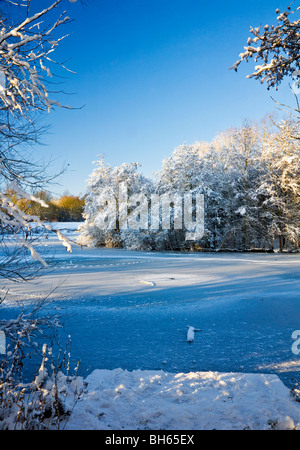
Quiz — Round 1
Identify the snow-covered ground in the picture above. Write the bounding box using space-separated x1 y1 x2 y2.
63 369 300 430
1 223 300 429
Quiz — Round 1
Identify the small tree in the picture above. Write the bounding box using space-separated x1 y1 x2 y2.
79 157 153 248
54 195 84 221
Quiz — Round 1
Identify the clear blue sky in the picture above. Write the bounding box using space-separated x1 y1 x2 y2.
37 0 295 196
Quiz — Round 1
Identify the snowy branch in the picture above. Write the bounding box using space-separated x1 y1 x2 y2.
231 5 300 89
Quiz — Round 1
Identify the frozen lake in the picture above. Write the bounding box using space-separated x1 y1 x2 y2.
1 227 300 389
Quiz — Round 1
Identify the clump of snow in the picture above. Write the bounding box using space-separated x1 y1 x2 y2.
34 344 48 388
186 326 201 343
139 280 155 286
64 369 300 430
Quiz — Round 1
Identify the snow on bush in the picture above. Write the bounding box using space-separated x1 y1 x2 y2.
0 323 83 430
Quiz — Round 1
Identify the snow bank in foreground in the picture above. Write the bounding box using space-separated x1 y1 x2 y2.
65 369 300 430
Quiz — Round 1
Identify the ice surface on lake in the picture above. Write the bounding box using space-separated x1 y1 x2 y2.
1 226 300 389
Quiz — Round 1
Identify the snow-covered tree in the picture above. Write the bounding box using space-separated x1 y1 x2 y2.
0 0 78 279
230 2 300 250
212 123 266 250
157 142 216 250
80 120 300 253
157 142 210 193
231 4 300 89
259 118 300 250
0 1 85 431
78 157 154 249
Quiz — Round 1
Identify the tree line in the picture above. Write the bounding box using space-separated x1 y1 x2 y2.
6 189 84 223
78 116 300 252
